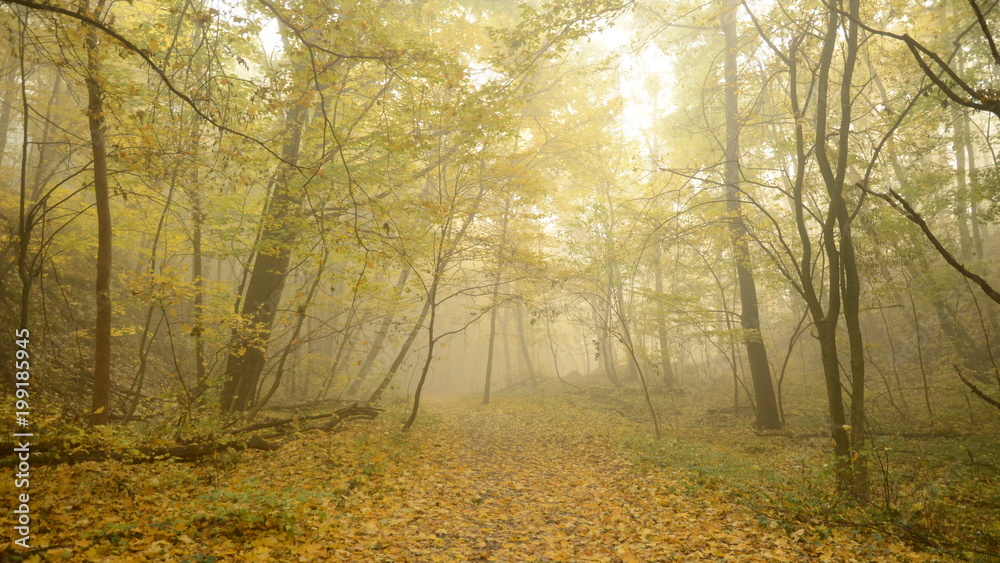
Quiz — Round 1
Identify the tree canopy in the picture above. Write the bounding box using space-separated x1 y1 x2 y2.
1 0 999 558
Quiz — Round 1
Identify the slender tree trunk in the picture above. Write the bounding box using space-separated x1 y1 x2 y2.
346 268 409 397
545 318 564 383
653 244 675 386
595 303 621 387
16 9 31 338
402 273 440 431
85 0 113 425
840 218 869 498
515 303 538 387
722 0 780 429
483 203 509 403
502 305 514 386
30 71 62 201
785 29 852 490
836 0 867 498
191 195 207 392
123 173 177 421
954 108 973 260
613 284 661 437
483 282 500 405
908 292 934 417
966 131 984 259
818 319 851 460
367 294 430 405
0 69 18 166
814 0 865 495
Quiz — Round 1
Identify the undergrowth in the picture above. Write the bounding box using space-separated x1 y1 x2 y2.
563 380 1000 561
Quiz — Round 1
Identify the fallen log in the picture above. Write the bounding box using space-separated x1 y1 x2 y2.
0 435 279 468
234 404 383 434
1 405 383 467
235 412 334 434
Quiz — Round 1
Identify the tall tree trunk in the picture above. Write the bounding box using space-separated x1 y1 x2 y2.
839 217 869 498
965 122 984 260
191 195 207 392
483 204 508 403
908 292 934 417
836 0 868 499
221 103 307 413
784 28 852 491
595 303 621 387
722 0 780 429
818 318 851 459
85 0 113 425
502 305 514 387
16 8 31 338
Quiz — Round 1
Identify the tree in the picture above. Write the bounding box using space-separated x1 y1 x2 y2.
741 0 869 495
220 62 308 413
855 1 1000 308
721 0 781 430
83 0 113 425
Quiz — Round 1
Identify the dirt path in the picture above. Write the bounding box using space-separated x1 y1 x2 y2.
9 398 935 561
316 402 927 562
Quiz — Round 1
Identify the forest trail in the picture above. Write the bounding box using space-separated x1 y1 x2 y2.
307 398 929 562
343 404 800 562
5 396 936 562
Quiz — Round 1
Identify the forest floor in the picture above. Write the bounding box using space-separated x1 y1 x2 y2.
0 389 988 562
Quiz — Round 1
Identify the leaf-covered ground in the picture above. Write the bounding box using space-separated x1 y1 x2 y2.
3 395 944 561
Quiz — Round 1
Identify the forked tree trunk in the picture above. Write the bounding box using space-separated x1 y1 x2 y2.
782 25 854 492
30 71 63 201
814 0 866 496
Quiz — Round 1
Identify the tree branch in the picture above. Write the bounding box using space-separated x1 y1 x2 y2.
955 365 1000 410
882 187 1000 304
1 0 291 164
967 0 1000 64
